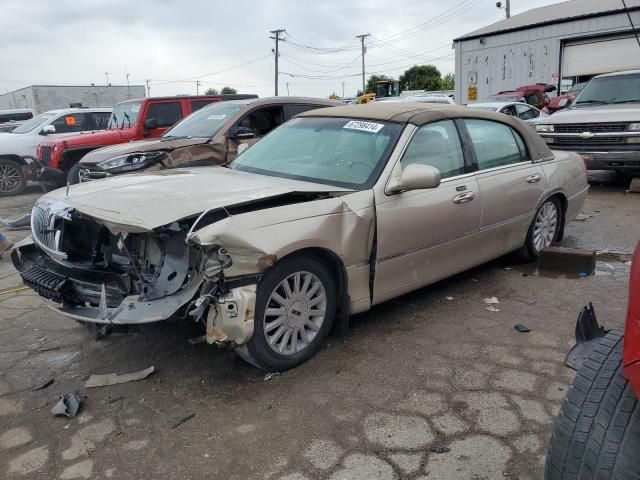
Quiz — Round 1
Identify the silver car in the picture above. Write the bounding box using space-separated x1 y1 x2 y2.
12 103 588 371
468 101 548 124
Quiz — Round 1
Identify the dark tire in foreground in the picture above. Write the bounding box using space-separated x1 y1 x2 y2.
545 330 640 480
244 254 336 371
0 158 26 197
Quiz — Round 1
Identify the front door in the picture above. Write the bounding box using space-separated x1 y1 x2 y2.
373 120 481 304
226 105 284 162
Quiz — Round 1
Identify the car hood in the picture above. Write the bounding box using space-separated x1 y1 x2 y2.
539 103 640 124
80 137 209 165
45 166 351 233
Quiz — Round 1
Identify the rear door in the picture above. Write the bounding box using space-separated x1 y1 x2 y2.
462 118 547 256
143 101 184 137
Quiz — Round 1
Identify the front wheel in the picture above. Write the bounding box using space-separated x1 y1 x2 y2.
243 254 337 371
0 158 26 197
545 331 640 479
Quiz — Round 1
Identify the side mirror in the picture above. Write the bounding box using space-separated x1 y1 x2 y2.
144 118 158 130
389 164 441 193
228 126 255 139
41 124 56 135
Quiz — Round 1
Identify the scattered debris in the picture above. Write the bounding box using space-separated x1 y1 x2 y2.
188 335 206 345
484 297 500 305
172 413 196 429
627 178 640 193
470 278 479 282
32 378 54 391
264 372 281 382
107 396 124 404
514 324 531 333
485 306 500 312
85 366 154 388
0 213 31 230
430 445 451 454
575 213 594 222
539 247 596 275
503 267 513 271
51 393 81 418
445 296 455 301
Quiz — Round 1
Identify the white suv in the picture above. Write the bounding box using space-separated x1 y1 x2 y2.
0 107 112 196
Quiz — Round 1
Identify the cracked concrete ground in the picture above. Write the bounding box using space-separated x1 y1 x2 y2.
0 175 638 479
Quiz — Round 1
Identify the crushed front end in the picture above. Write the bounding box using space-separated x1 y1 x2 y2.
12 197 257 346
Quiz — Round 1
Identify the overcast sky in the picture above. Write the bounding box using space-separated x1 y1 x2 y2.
1 0 562 99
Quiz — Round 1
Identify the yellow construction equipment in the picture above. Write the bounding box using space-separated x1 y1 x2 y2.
357 79 401 104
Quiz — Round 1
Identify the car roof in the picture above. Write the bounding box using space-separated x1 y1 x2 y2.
201 96 339 108
469 101 534 109
299 102 552 161
594 69 640 78
42 107 113 114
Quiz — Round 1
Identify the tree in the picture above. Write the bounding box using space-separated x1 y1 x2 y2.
204 87 219 95
441 72 455 90
220 86 237 94
366 74 392 94
399 65 442 91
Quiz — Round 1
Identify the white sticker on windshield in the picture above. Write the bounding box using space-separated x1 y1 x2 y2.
343 120 384 133
207 114 226 120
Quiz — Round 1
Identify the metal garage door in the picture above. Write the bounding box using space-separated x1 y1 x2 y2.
562 34 640 77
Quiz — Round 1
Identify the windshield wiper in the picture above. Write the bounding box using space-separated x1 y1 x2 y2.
123 112 131 128
609 100 640 104
574 100 608 106
109 114 118 129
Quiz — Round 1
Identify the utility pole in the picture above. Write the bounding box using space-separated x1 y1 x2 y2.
496 1 510 18
356 34 370 94
125 72 130 96
270 29 285 96
105 72 110 86
196 80 201 95
286 82 290 96
341 81 345 99
145 79 151 97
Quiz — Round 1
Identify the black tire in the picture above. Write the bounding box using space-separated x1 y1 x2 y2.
520 196 562 261
245 254 337 371
66 162 81 185
545 330 640 480
0 158 26 197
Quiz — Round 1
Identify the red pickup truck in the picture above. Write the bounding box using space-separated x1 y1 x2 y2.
36 94 257 186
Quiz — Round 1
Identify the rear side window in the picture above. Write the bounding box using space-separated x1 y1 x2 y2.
191 99 217 112
145 102 183 127
89 112 110 130
515 104 537 120
464 119 524 170
400 120 465 179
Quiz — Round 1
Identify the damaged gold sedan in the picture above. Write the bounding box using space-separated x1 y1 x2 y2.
12 103 589 370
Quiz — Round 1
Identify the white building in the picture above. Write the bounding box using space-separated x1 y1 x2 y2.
453 0 640 104
0 85 146 113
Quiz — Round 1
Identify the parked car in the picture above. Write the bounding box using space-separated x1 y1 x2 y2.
533 70 640 175
467 101 548 124
547 82 587 114
545 241 640 479
483 83 556 111
35 94 258 188
12 103 588 371
69 97 337 183
0 108 34 133
0 107 112 196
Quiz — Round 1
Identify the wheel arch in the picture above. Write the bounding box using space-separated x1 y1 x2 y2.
0 154 27 165
537 190 568 242
275 247 350 335
60 146 103 171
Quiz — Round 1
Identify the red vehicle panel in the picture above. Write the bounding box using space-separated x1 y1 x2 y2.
624 242 640 398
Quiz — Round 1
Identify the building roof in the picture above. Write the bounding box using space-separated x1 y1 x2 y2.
454 0 640 42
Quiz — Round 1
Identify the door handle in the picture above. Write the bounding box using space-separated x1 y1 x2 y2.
526 174 541 183
453 191 476 204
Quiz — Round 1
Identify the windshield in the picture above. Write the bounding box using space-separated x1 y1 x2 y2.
164 102 243 138
574 74 640 106
483 94 520 102
108 101 142 129
229 117 403 189
10 112 56 134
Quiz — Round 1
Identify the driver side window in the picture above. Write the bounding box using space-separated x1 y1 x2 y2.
237 106 284 137
400 120 465 179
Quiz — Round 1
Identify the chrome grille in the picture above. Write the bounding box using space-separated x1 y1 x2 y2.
31 200 71 258
39 145 53 166
553 136 625 146
554 123 628 133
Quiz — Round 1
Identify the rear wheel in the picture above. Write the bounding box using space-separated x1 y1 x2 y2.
243 254 336 371
545 331 640 479
521 197 562 260
0 158 26 197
